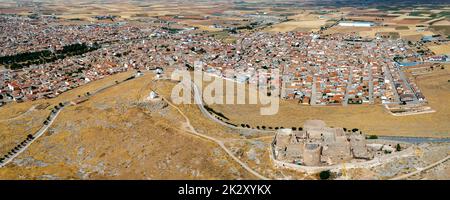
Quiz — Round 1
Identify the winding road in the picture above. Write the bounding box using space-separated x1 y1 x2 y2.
0 104 65 168
161 91 269 180
190 80 273 133
390 155 450 180
0 73 137 168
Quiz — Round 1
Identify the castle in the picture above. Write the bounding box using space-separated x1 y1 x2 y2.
273 120 373 166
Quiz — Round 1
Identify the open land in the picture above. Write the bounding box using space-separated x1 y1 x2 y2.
0 0 448 180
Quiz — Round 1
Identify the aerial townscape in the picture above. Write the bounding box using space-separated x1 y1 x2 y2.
0 0 448 180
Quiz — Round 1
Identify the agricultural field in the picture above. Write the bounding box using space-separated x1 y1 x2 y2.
427 43 450 55
265 12 328 33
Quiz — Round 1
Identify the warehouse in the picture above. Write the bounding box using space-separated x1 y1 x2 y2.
338 21 375 27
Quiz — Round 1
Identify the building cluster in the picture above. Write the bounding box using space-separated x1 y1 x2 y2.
0 15 429 107
279 33 426 106
272 120 396 166
0 15 145 56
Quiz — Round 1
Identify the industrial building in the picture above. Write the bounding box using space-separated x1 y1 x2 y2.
338 21 375 27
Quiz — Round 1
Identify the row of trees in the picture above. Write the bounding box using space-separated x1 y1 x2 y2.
44 102 65 125
0 134 34 164
204 109 366 135
0 43 100 70
239 123 305 131
204 105 229 121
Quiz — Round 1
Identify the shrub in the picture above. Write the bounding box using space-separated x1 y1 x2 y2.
319 170 331 180
396 144 402 151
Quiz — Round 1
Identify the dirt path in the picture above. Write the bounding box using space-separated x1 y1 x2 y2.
389 155 450 180
0 105 36 122
160 93 269 180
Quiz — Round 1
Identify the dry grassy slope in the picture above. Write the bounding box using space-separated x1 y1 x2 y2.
0 72 134 157
205 69 450 138
155 79 314 179
0 73 256 179
154 80 252 140
224 137 311 180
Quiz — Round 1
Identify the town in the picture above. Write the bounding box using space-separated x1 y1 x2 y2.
1 14 447 114
0 0 449 182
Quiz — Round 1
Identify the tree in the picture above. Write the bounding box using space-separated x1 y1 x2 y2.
368 135 378 139
396 144 402 151
319 170 331 180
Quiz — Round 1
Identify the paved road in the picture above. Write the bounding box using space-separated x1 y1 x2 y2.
384 65 401 103
311 76 317 106
378 136 450 144
368 64 374 104
0 73 138 168
343 67 353 106
0 104 65 168
190 81 273 133
395 63 419 104
390 155 449 180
